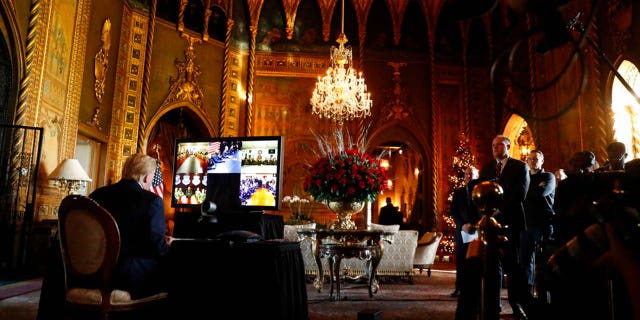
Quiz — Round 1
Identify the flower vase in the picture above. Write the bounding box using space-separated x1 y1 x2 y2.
326 200 365 230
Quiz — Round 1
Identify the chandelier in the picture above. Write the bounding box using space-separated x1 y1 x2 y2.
310 0 372 124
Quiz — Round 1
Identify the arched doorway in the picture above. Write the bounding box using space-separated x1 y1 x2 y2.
367 124 428 231
146 106 212 234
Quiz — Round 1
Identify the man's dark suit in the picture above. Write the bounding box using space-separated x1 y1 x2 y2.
479 158 530 232
378 204 403 226
89 179 170 299
477 157 531 317
450 179 481 292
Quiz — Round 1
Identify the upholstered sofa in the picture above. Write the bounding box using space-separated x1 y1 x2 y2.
283 224 418 283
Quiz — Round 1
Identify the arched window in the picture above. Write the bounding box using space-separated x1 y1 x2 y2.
611 60 640 158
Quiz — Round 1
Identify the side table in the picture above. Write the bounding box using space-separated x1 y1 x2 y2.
297 229 395 301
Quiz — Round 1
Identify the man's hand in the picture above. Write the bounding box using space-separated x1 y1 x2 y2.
462 223 476 234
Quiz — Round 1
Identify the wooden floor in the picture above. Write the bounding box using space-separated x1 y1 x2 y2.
0 262 521 320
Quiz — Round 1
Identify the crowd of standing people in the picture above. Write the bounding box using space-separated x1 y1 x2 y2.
453 135 640 320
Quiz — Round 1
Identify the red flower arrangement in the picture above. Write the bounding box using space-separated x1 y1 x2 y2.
303 148 388 203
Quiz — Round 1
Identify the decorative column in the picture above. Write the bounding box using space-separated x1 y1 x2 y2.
220 1 234 137
246 0 265 136
138 0 157 153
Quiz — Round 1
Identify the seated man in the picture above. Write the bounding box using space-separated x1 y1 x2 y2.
207 156 217 170
211 152 224 163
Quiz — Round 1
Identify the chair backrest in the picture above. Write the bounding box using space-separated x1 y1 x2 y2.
58 195 120 293
413 232 443 265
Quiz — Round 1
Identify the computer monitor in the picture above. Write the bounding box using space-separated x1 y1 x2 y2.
171 136 284 212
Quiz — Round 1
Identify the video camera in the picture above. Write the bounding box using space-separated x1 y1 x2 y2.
548 170 640 276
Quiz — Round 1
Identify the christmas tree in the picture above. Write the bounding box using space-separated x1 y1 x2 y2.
439 132 475 258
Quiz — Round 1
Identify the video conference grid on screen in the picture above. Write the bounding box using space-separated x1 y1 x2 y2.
171 136 283 211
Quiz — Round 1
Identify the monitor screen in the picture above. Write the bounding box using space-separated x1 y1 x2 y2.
171 136 284 211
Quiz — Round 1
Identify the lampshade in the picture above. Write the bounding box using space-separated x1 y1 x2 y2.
48 159 92 182
49 159 92 195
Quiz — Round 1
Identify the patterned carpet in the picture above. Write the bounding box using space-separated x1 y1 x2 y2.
307 267 515 320
0 278 42 300
307 270 461 320
0 263 518 320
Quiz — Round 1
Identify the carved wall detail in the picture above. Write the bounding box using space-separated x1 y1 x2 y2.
94 19 111 105
161 33 205 109
384 62 410 120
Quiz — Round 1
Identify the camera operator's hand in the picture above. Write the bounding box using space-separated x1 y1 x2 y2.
596 222 640 320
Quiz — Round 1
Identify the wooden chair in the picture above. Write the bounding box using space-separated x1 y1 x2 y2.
57 195 167 320
412 232 443 277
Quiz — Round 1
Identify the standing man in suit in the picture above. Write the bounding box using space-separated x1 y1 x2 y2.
378 197 403 226
450 165 480 297
522 150 555 298
89 153 173 299
479 135 531 320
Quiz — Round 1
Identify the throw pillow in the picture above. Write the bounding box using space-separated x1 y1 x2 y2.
368 223 400 233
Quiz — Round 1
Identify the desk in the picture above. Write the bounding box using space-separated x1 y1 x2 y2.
168 239 308 320
297 229 394 301
173 211 284 240
37 238 307 320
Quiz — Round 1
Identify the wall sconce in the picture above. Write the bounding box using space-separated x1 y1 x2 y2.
48 159 92 195
380 159 390 169
517 125 534 161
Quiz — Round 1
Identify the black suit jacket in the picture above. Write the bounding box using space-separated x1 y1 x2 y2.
450 179 481 231
89 179 170 299
378 204 403 226
479 157 530 231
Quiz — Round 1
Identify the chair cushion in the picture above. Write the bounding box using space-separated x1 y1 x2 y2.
417 232 438 245
368 223 400 233
66 288 167 306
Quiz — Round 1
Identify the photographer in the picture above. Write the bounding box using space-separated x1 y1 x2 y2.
546 161 640 320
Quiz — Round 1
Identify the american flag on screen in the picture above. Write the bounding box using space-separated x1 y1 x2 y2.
209 141 221 155
151 157 164 199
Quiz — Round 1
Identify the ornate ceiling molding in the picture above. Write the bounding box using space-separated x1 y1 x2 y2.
282 0 302 40
351 0 373 47
417 0 445 46
247 0 265 37
317 0 338 42
384 0 409 46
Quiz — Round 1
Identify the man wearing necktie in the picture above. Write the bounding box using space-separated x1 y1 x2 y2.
477 135 531 320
